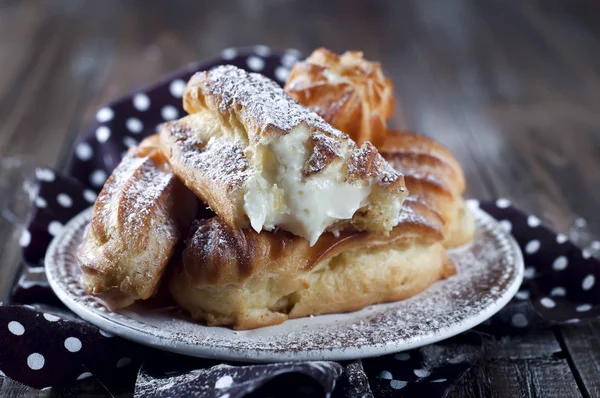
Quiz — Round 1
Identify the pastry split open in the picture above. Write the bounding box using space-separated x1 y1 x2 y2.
161 65 407 245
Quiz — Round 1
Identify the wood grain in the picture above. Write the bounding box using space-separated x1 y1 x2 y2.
0 0 598 396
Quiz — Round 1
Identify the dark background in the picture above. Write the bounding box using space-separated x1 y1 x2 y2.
0 0 599 396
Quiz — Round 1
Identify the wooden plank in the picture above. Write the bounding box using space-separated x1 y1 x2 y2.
558 320 600 398
448 327 581 398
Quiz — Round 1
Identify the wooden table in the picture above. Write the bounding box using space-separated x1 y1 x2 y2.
1 0 599 396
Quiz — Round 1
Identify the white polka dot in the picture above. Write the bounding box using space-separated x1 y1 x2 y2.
281 51 300 68
275 66 290 83
96 107 114 122
155 122 165 133
64 337 82 352
215 375 233 389
169 79 186 98
95 126 111 143
394 352 410 361
496 198 511 208
221 48 237 60
83 189 97 203
431 378 447 383
511 313 528 328
43 313 60 322
556 234 567 244
133 93 151 111
161 105 179 121
84 190 101 209
525 240 540 254
552 256 568 271
379 371 393 380
125 118 143 134
499 220 512 233
27 353 45 370
582 275 595 291
414 369 430 378
550 287 566 296
516 290 530 300
48 221 63 236
527 215 541 228
8 321 24 335
246 56 265 71
116 357 132 368
254 45 271 57
591 241 600 250
575 218 587 228
577 304 592 312
583 249 592 259
90 169 107 187
540 297 556 308
566 318 580 324
35 168 55 182
19 230 31 247
99 329 114 338
57 193 73 208
524 266 535 279
390 380 408 389
35 196 47 208
0 370 5 376
77 372 92 380
123 136 138 148
75 143 93 161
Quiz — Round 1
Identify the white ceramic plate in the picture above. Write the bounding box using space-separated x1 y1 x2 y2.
46 200 523 362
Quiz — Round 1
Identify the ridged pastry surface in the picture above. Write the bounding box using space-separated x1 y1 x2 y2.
76 135 197 309
169 197 454 329
285 48 394 147
381 130 475 247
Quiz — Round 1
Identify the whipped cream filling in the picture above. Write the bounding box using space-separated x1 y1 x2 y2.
244 126 372 246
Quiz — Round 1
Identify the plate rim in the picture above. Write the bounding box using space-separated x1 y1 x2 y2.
45 202 524 362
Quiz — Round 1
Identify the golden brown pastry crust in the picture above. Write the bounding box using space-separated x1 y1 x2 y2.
162 65 407 242
285 48 394 147
76 135 198 310
169 197 455 329
381 131 475 247
282 51 474 247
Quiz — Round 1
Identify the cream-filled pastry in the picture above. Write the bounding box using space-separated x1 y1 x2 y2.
160 65 407 245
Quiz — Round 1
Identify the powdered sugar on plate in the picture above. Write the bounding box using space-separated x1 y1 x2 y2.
45 200 523 362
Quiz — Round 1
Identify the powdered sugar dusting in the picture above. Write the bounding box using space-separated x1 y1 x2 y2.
199 65 345 138
121 158 174 237
95 151 175 239
176 133 251 188
195 65 405 192
47 202 523 361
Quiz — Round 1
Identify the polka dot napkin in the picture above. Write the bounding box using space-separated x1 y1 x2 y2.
2 47 599 397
